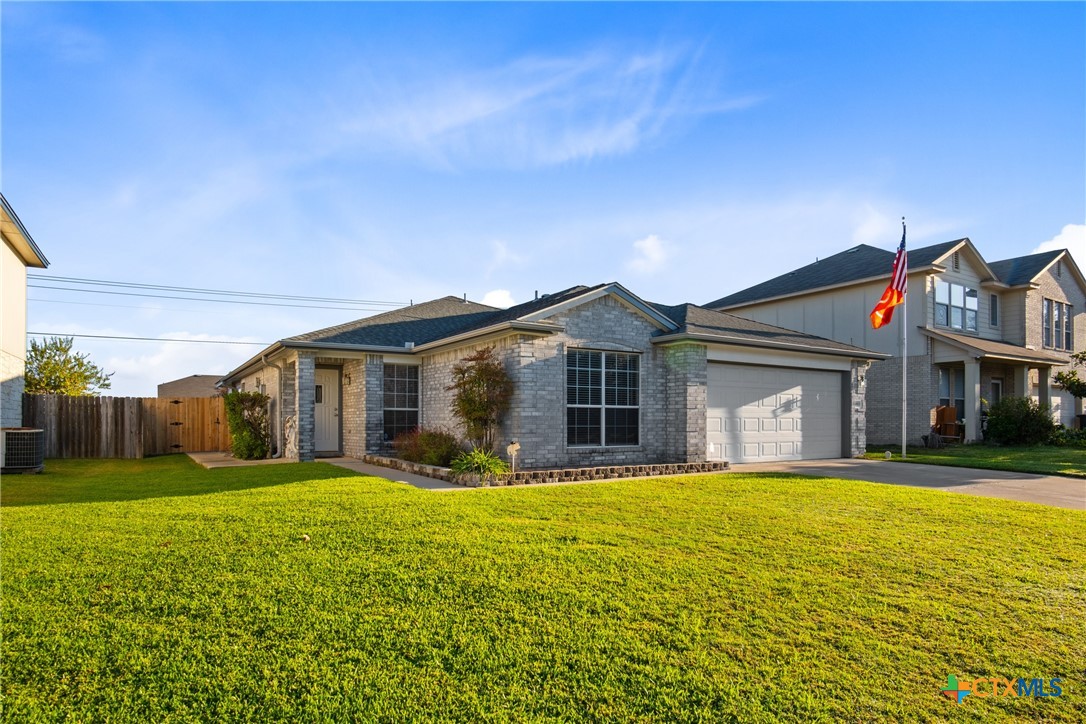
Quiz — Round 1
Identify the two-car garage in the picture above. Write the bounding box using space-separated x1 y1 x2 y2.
705 362 844 463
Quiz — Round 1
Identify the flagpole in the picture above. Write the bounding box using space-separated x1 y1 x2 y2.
901 218 907 459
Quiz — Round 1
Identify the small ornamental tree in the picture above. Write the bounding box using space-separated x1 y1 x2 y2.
446 346 513 451
223 390 271 460
1053 350 1086 400
25 336 113 396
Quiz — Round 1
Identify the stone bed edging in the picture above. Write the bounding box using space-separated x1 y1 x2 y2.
361 454 730 488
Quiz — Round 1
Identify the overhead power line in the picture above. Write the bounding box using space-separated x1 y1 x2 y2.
29 284 398 312
28 273 408 307
29 332 270 346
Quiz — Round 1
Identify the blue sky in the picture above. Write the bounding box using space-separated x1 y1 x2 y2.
4 2 1084 396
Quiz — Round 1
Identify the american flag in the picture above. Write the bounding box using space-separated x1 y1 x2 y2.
870 222 907 329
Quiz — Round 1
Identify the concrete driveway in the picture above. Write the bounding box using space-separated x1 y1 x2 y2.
731 458 1085 511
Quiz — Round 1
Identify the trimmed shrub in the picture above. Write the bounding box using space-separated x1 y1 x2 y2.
223 391 270 460
393 428 462 467
985 396 1055 446
450 447 510 481
1048 425 1086 448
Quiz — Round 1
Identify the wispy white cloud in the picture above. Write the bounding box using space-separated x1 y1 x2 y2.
333 44 761 169
481 289 516 308
626 234 669 274
1032 223 1086 263
486 240 527 276
4 5 106 64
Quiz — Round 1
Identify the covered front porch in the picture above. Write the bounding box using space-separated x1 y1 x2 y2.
923 329 1072 442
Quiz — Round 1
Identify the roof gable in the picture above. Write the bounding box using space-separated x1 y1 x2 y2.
988 249 1086 290
517 282 678 331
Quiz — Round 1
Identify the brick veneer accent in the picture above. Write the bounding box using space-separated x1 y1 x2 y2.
294 352 316 461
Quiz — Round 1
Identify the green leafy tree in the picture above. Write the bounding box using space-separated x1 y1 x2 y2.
446 346 513 451
1053 350 1086 400
25 336 113 396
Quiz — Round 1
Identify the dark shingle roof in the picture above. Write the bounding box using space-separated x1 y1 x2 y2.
706 239 966 309
922 328 1069 365
988 250 1063 287
286 296 498 347
285 285 603 348
649 303 880 357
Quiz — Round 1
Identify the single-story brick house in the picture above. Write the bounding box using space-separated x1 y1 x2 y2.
220 283 885 465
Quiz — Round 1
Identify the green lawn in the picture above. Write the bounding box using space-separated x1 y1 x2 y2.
2 456 1083 722
865 444 1086 478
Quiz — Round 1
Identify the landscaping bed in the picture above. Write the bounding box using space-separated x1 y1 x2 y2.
362 453 729 486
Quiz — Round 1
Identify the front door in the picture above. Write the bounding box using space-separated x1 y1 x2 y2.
314 368 340 453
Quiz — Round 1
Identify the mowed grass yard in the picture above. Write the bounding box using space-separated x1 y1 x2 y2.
866 444 1086 478
2 457 1083 722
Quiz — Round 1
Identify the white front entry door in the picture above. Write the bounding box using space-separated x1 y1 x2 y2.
706 363 842 463
314 368 340 453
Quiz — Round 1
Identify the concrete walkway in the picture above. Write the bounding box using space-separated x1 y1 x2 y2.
187 451 297 469
323 457 464 491
731 458 1085 511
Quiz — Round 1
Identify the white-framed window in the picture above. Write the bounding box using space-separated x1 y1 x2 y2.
934 279 978 332
383 364 419 442
989 294 999 327
1043 298 1073 350
566 349 640 446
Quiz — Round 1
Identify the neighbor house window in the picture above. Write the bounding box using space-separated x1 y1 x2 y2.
939 367 966 423
1043 298 1073 350
934 279 978 332
383 364 419 442
989 294 999 327
566 350 640 446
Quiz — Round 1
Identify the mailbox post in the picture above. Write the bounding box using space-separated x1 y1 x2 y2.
506 440 521 474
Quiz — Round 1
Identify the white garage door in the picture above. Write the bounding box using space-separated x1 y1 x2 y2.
706 363 842 463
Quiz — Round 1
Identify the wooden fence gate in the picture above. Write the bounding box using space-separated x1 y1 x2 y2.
22 395 231 459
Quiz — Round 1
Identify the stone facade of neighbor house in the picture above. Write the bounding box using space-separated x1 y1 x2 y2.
221 283 883 466
1 195 49 427
708 240 1086 445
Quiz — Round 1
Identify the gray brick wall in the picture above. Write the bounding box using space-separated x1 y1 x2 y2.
498 295 671 467
866 352 937 447
1029 265 1086 425
364 354 385 453
663 343 707 462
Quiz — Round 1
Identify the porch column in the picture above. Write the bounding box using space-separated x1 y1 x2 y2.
1013 365 1030 399
964 359 982 442
1037 366 1052 411
295 352 316 462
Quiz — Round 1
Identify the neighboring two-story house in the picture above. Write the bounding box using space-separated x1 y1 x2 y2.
706 239 1085 445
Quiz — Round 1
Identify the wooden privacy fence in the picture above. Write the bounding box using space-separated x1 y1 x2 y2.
22 395 231 459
